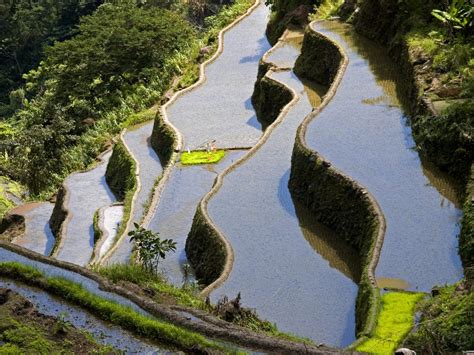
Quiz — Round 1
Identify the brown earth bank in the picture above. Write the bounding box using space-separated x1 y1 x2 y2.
0 287 113 354
0 215 24 242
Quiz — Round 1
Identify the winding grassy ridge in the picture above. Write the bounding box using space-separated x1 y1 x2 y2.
0 262 226 353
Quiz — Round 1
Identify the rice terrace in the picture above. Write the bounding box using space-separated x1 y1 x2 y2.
0 0 472 353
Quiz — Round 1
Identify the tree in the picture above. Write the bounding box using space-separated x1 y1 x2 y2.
129 223 177 272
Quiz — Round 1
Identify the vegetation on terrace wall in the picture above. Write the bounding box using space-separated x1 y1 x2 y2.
265 0 321 44
105 142 136 201
150 112 177 166
251 62 293 128
404 282 474 352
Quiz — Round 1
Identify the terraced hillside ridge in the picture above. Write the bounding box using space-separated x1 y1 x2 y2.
104 122 163 264
147 151 247 285
193 28 363 347
303 21 462 291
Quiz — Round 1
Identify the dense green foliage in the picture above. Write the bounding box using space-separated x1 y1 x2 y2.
412 100 473 177
1 3 194 195
0 176 24 219
0 0 103 112
405 282 474 352
0 262 226 352
356 292 424 354
459 168 474 271
96 263 209 309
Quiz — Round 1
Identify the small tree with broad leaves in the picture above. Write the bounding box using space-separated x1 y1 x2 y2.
128 223 177 272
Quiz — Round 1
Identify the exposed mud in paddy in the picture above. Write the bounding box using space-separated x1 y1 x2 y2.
9 202 55 256
306 21 463 291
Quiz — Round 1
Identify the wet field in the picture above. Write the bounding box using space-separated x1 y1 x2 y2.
207 29 359 347
56 151 116 266
10 202 55 256
147 150 247 285
305 21 463 291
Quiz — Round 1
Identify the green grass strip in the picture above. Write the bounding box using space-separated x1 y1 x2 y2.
356 291 425 354
0 262 229 353
181 150 225 165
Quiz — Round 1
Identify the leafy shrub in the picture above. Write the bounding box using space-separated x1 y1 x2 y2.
405 283 474 352
412 99 474 178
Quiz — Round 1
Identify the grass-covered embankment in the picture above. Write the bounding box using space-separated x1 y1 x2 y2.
356 291 424 353
0 261 227 353
404 282 473 352
95 263 313 345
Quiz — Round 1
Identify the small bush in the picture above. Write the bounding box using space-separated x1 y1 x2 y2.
405 283 474 352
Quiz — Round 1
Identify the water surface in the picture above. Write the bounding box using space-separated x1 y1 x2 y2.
207 32 359 347
56 151 116 266
148 151 246 285
306 21 463 291
10 202 55 256
166 1 271 149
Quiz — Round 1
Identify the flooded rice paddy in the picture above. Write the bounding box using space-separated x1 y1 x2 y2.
56 151 116 266
306 21 462 291
106 122 163 264
165 2 271 149
10 202 55 256
207 29 359 347
147 150 247 285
